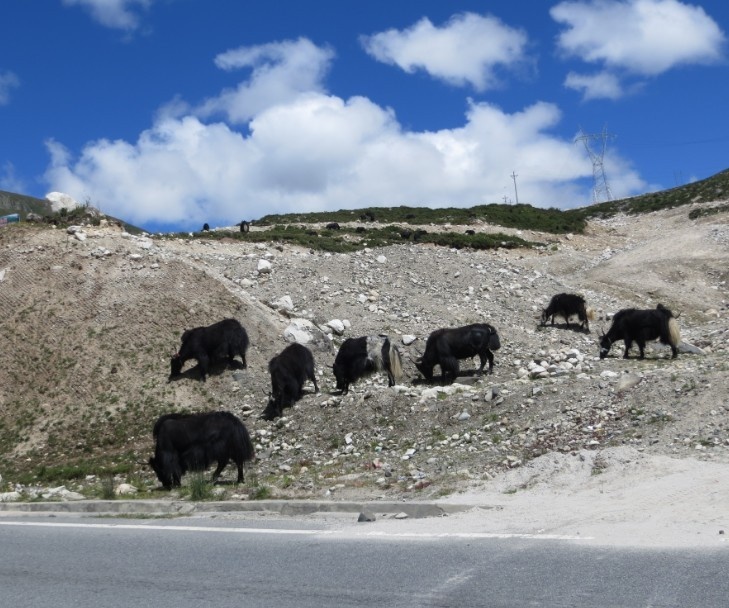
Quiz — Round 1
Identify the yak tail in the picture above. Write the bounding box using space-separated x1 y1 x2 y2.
388 342 403 384
586 307 596 321
233 418 256 462
667 317 681 347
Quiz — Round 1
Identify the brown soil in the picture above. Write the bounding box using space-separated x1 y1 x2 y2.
0 203 727 507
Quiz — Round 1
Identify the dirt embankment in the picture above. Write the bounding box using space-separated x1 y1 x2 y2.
0 205 728 545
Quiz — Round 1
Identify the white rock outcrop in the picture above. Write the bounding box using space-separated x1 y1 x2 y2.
45 192 80 212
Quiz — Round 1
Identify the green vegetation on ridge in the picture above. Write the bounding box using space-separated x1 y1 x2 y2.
2 168 727 240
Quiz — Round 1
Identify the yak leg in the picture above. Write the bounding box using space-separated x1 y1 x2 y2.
197 353 210 381
386 368 396 386
477 350 495 374
211 458 229 483
441 357 459 384
622 339 633 359
235 461 244 484
636 340 646 359
671 344 678 359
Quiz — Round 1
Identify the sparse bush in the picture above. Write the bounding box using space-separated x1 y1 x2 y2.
187 473 214 501
100 474 115 500
250 484 272 500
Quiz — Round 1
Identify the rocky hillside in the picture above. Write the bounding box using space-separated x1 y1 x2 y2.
0 203 728 502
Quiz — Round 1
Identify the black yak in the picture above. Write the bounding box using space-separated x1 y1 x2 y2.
239 220 250 233
541 293 595 332
261 343 319 421
325 222 340 230
202 223 210 231
599 304 681 360
148 411 255 490
416 323 501 384
169 318 248 381
332 335 403 394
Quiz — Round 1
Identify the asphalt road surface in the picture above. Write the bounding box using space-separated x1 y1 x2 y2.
1 514 727 607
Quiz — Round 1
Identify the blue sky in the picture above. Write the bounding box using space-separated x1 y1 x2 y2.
1 0 726 232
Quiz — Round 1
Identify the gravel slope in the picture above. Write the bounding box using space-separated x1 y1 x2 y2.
0 204 727 520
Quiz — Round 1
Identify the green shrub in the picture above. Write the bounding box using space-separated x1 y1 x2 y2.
187 472 214 501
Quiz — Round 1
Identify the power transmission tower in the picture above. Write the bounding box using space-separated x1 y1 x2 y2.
575 126 615 203
510 171 519 204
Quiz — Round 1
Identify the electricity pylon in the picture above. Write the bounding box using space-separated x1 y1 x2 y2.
575 126 615 203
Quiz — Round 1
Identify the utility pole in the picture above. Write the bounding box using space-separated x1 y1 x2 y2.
510 171 519 204
575 126 615 203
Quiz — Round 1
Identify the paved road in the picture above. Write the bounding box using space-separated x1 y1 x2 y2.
1 514 727 607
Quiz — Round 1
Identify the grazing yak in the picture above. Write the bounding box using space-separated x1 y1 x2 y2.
261 343 319 421
333 335 403 394
599 304 681 360
325 222 340 230
416 323 501 384
169 318 248 381
149 411 255 490
541 293 595 332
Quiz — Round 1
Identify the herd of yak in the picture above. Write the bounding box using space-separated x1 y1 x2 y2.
148 292 682 490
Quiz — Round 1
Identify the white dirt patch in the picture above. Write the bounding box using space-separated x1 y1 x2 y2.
363 448 729 548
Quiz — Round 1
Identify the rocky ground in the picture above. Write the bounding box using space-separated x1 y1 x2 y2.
0 203 728 509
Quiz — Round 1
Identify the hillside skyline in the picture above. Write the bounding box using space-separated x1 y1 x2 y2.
0 0 726 232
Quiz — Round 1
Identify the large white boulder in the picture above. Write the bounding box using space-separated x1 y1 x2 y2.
45 192 80 213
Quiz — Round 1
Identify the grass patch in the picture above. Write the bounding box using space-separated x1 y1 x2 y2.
250 484 272 500
170 223 539 253
17 461 135 485
186 472 214 501
99 474 115 500
688 202 729 220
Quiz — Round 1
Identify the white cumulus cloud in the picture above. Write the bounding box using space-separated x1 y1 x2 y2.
62 0 152 31
195 38 335 124
552 0 726 75
43 37 646 231
564 70 626 99
361 12 531 90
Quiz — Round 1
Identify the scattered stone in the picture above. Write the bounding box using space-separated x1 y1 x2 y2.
358 510 377 522
617 373 642 392
257 259 272 274
115 483 137 496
